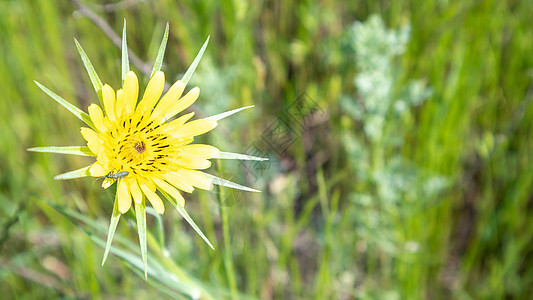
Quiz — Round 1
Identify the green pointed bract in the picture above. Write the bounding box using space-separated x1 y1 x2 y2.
181 36 210 87
27 146 95 157
74 39 103 104
53 165 91 180
205 105 254 121
217 151 268 161
151 23 169 79
34 81 95 130
160 191 215 250
121 19 130 82
203 173 261 193
135 198 148 280
176 204 215 250
102 194 122 266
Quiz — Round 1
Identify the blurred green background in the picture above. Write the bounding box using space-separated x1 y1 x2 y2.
1 0 533 299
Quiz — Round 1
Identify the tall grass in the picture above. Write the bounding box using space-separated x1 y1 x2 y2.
1 0 532 299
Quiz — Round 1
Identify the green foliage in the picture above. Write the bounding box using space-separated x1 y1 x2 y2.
1 0 533 299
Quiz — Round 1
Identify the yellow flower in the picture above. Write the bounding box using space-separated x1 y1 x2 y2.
28 22 266 278
84 71 218 214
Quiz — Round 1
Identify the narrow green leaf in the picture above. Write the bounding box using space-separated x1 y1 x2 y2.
53 165 91 180
146 207 167 255
126 265 188 299
181 36 209 87
134 198 148 280
217 151 268 161
44 200 94 236
160 191 214 250
27 146 95 157
102 193 122 266
205 105 254 121
122 19 130 82
74 39 103 104
44 199 212 299
203 173 261 193
35 81 95 129
151 23 169 78
48 199 140 252
45 199 144 270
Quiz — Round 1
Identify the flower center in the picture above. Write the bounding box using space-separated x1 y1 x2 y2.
105 112 180 177
134 141 146 153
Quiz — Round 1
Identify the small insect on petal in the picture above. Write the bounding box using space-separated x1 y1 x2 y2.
98 171 130 189
107 171 130 179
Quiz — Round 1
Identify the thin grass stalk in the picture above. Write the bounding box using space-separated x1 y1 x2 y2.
216 161 239 299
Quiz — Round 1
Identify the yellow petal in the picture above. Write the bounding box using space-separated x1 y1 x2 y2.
117 179 132 214
102 178 114 189
172 119 218 139
129 179 143 204
177 157 211 170
102 84 116 121
123 71 139 115
164 172 194 193
80 127 102 154
160 112 195 133
95 148 111 166
115 89 125 119
176 169 213 190
180 144 220 159
150 80 185 122
89 162 108 177
140 184 165 214
153 178 185 208
138 71 164 112
80 127 98 142
174 137 194 147
164 87 200 120
102 116 113 131
88 104 107 133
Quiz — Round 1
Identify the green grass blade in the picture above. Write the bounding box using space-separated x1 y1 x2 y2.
44 199 94 236
181 36 209 87
44 200 211 298
146 207 167 256
74 39 103 104
160 191 214 250
121 19 130 82
34 81 95 129
46 199 146 272
205 105 254 121
151 22 169 78
217 151 268 161
48 199 139 252
102 193 122 266
27 146 95 156
203 173 261 192
134 199 148 280
53 165 91 180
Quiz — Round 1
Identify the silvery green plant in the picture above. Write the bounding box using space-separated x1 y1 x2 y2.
340 15 448 294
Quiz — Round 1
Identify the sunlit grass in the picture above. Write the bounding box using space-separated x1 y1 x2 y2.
1 0 533 299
